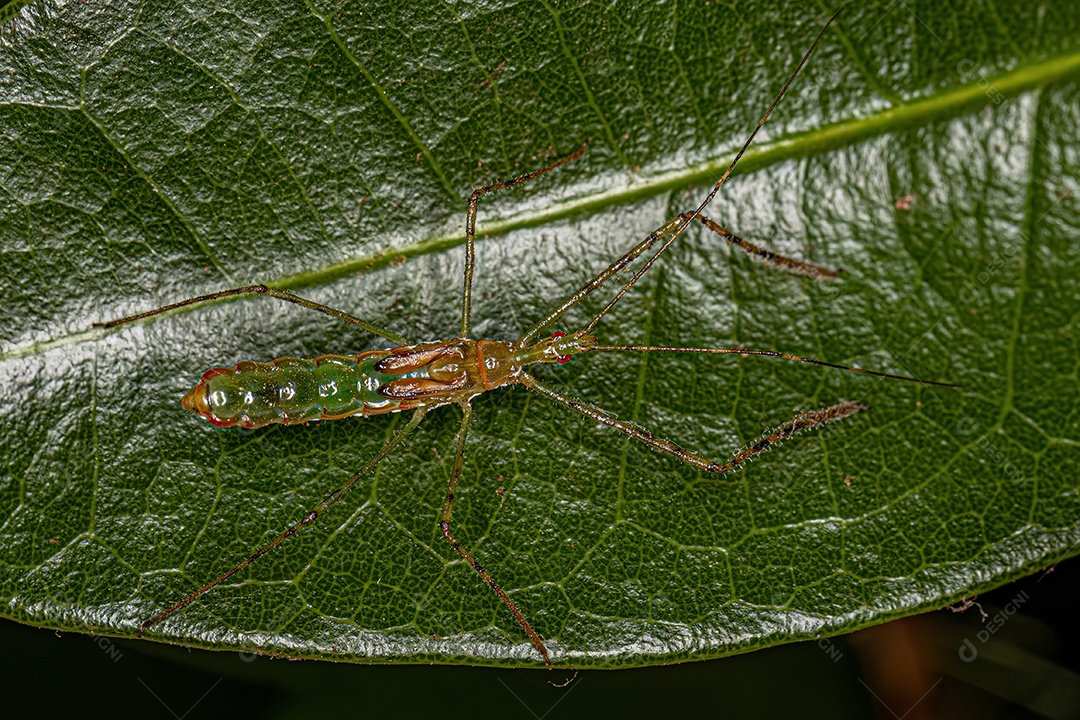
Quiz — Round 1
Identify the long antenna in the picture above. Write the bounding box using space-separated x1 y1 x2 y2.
578 9 842 337
591 344 960 387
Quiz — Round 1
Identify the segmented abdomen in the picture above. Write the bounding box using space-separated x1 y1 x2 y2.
184 352 414 429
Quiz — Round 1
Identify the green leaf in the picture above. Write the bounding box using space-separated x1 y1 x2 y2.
2 0 1078 668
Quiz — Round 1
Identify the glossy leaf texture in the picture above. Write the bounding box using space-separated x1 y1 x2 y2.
1 0 1078 667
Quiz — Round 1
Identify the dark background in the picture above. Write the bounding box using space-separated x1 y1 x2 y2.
4 554 1077 719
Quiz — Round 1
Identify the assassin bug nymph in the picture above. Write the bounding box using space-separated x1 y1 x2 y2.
97 11 955 665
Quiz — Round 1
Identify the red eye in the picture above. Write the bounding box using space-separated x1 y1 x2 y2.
550 331 570 364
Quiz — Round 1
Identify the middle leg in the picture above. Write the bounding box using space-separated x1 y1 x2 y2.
439 402 552 665
460 143 589 339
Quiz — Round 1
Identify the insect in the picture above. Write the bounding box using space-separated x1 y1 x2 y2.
96 12 953 666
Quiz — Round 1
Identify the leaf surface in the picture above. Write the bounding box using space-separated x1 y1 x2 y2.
1 0 1078 667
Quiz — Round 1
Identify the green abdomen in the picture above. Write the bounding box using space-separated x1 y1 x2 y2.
186 353 412 428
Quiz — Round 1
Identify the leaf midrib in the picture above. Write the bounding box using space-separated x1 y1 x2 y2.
4 49 1080 365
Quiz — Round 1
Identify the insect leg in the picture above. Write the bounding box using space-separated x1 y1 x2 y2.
677 213 838 279
520 371 864 473
519 215 690 345
95 284 408 345
574 11 840 338
519 11 839 346
140 408 428 634
440 403 551 666
518 208 836 347
461 143 588 339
